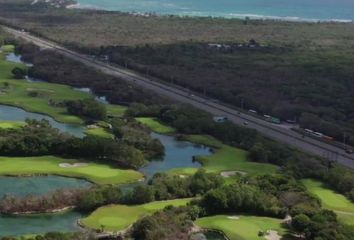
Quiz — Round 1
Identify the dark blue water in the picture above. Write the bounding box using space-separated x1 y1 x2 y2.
0 212 85 237
6 53 33 67
0 105 85 137
0 176 91 198
140 132 211 178
76 0 354 22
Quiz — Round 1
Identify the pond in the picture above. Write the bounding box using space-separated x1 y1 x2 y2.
140 132 212 178
6 53 33 66
0 211 85 237
191 232 227 240
0 176 91 198
0 104 85 137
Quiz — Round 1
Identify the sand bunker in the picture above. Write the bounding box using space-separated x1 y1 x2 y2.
220 171 247 177
265 230 281 240
227 216 240 220
59 163 89 168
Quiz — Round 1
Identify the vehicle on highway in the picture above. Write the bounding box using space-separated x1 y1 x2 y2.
243 121 249 126
248 109 257 114
346 149 353 154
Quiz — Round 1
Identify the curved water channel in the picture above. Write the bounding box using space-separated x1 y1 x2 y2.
0 53 213 237
0 105 85 137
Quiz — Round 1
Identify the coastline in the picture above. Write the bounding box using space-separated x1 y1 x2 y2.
66 3 353 23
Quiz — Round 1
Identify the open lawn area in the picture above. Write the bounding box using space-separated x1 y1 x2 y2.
81 198 191 231
170 135 277 176
302 179 354 225
0 46 91 124
302 179 354 213
136 117 175 134
196 215 286 240
85 127 114 139
0 121 25 129
0 156 143 185
106 104 127 117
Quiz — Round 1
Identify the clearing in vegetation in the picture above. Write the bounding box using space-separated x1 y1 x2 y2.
196 215 286 240
81 198 191 232
85 126 114 139
0 156 143 185
0 121 25 129
136 117 176 134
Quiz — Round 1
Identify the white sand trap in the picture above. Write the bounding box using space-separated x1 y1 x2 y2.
59 163 89 168
265 230 281 240
221 171 247 177
179 174 187 178
227 216 240 220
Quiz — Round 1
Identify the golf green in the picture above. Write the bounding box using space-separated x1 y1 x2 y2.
196 215 286 240
136 117 175 134
81 198 191 231
0 156 143 185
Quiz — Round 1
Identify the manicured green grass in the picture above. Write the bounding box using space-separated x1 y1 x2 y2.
1 44 15 52
0 156 143 185
106 104 127 117
196 215 286 240
302 179 354 213
337 213 354 226
0 47 90 124
136 117 175 134
0 121 26 129
85 127 114 139
81 198 191 231
184 135 278 176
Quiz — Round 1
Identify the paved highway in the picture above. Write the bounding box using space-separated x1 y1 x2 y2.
3 26 354 169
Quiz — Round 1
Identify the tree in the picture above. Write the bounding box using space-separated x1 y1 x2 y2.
11 67 26 79
292 214 311 234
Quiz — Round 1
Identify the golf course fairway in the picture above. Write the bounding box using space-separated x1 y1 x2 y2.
81 198 192 232
302 179 354 225
170 135 277 176
196 215 286 240
136 117 175 134
0 156 143 185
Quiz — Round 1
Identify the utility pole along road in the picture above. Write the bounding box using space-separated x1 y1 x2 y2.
4 26 354 169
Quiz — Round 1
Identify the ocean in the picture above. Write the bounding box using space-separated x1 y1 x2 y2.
75 0 354 22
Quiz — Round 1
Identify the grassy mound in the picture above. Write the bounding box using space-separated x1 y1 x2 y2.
81 198 191 231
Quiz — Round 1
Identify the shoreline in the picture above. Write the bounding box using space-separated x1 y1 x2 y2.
1 206 76 216
66 3 353 23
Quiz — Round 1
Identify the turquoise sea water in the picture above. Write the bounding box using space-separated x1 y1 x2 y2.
76 0 354 22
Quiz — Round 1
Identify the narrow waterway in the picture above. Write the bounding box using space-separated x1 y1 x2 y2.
0 52 213 237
